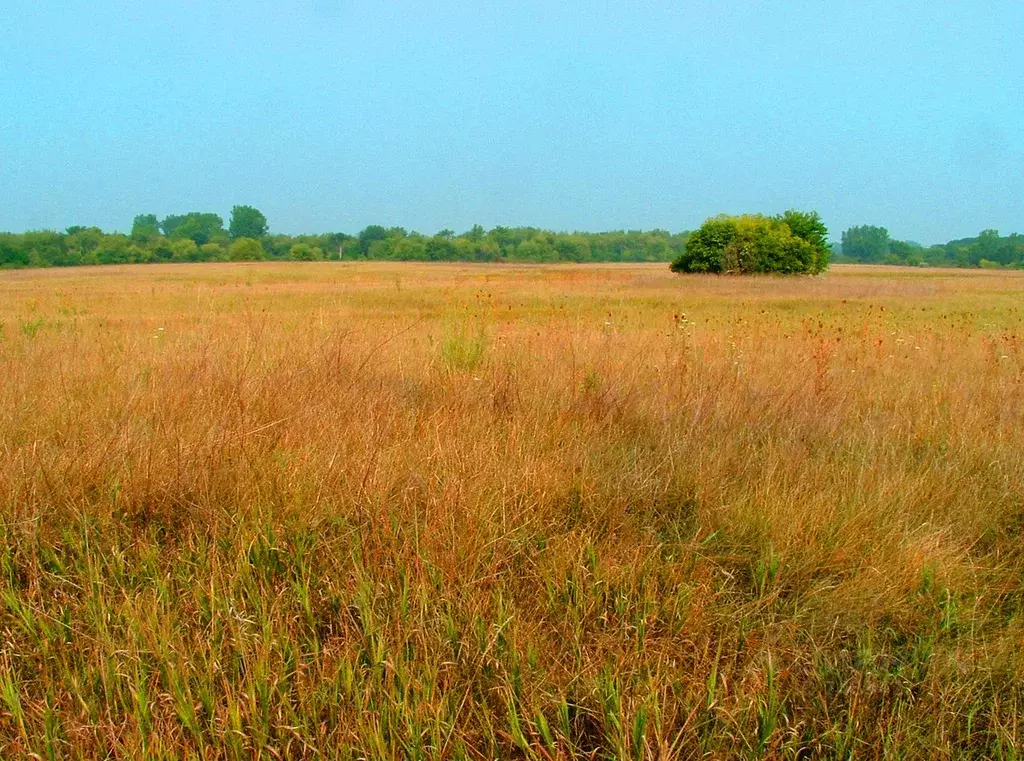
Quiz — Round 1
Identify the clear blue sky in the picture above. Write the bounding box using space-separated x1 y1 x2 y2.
1 1 1021 244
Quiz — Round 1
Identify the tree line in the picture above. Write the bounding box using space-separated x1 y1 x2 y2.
4 206 1019 271
0 206 691 269
837 225 1024 268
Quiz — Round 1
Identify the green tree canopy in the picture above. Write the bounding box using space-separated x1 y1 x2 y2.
357 225 389 256
162 213 225 245
671 212 829 274
778 210 830 264
841 225 890 263
229 205 269 239
171 238 199 262
131 214 161 242
289 243 323 261
5 217 1023 271
228 237 264 261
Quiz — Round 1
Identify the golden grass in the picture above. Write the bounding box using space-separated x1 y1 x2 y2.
0 262 1022 759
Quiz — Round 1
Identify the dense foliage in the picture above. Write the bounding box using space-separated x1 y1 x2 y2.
228 205 269 240
0 207 691 269
8 207 1021 271
670 211 830 274
838 225 1024 268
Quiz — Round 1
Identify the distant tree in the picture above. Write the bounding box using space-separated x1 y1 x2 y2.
94 234 131 265
171 238 199 262
554 235 591 262
127 244 153 264
200 243 225 261
425 236 456 261
259 234 292 259
228 237 264 261
517 236 557 262
0 234 29 268
970 228 1019 266
888 239 924 265
366 239 395 259
131 214 161 242
457 235 501 262
151 238 174 262
160 214 185 237
321 232 354 260
66 227 104 257
22 231 67 267
357 225 389 256
671 213 827 274
777 210 830 270
162 213 224 245
229 205 269 239
393 236 427 261
289 243 323 261
841 225 890 263
671 218 733 272
41 214 1024 272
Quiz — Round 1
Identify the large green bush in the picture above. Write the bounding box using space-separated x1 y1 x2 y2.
671 210 829 274
228 237 264 261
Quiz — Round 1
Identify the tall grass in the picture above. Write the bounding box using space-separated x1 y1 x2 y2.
0 262 1021 758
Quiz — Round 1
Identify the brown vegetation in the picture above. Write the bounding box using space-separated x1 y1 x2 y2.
0 262 1022 758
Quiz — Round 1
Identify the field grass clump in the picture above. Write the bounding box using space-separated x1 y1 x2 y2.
0 262 1022 758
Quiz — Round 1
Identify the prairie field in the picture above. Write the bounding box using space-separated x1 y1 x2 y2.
1 261 1024 759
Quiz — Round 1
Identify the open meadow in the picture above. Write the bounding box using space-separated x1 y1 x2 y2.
1 262 1023 759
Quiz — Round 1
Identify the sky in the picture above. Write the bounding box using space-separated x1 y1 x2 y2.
1 1 1022 244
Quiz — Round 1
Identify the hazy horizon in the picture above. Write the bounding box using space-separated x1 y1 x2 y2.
2 0 1022 245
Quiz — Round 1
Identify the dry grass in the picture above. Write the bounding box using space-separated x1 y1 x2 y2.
1 262 1022 759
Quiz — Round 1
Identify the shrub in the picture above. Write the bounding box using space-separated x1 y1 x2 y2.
671 211 829 274
228 237 264 262
290 243 324 261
